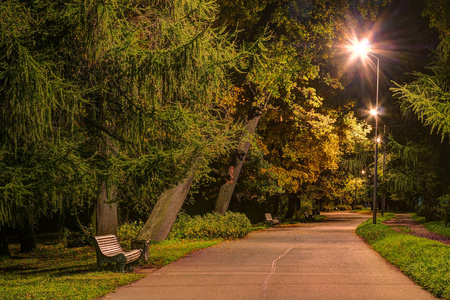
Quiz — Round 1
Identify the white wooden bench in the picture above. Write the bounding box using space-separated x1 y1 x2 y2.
91 234 142 272
264 213 280 225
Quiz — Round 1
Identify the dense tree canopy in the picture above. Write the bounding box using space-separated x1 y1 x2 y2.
1 0 449 253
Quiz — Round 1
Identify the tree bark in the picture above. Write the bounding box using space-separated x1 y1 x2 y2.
95 133 119 236
0 226 10 258
96 180 118 236
214 106 263 214
286 193 301 219
136 170 195 242
18 209 36 253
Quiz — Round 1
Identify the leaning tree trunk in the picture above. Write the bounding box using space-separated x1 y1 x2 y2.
95 180 118 236
136 170 195 242
0 226 10 258
214 106 263 214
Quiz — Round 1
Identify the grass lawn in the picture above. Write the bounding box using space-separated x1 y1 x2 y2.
411 214 450 238
356 214 450 299
423 221 450 238
0 238 223 300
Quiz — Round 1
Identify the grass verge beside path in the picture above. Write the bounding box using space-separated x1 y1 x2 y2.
411 214 450 238
356 213 450 299
0 238 223 300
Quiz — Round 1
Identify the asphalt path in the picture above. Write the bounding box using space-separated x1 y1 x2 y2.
102 212 435 300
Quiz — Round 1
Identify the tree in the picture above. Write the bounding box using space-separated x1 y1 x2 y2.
391 38 450 143
1 0 241 246
212 0 389 214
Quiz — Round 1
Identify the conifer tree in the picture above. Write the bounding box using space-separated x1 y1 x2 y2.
1 0 241 246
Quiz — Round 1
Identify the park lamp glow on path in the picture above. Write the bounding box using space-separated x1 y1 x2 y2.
351 38 380 225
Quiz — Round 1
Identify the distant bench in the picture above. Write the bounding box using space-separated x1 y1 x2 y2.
91 234 142 272
264 213 281 225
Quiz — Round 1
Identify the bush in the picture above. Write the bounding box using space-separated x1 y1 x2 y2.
354 205 365 210
168 212 252 240
437 194 450 226
356 215 450 299
336 204 352 211
118 221 143 251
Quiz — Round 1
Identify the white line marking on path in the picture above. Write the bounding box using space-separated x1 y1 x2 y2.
260 240 295 300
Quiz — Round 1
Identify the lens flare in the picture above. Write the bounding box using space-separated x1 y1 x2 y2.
352 38 370 57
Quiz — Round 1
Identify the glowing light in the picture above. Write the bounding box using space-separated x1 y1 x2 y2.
352 38 370 58
361 170 365 175
370 108 378 116
376 137 381 143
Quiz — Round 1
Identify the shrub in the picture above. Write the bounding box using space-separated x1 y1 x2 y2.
354 205 365 210
118 221 143 251
321 204 334 212
168 212 252 239
437 194 450 226
336 204 352 211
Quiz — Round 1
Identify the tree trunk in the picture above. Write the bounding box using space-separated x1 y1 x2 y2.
95 133 119 236
136 170 195 242
0 226 10 258
286 193 301 219
272 196 280 217
96 180 118 236
214 106 263 214
19 209 36 253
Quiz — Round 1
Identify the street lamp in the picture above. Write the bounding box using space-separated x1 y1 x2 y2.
351 39 380 225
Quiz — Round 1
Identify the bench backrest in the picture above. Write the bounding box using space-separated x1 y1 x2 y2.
265 213 273 221
93 234 123 257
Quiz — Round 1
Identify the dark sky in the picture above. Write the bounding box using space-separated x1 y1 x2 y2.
346 0 440 127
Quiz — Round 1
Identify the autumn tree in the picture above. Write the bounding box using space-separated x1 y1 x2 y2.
212 0 388 214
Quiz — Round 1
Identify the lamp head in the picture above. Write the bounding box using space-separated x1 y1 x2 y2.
352 38 370 58
370 108 378 116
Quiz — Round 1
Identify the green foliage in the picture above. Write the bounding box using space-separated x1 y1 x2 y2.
117 221 143 251
357 215 450 299
437 194 450 226
384 137 440 217
169 212 252 239
423 0 450 37
0 0 243 228
336 204 352 211
391 37 450 142
354 205 365 210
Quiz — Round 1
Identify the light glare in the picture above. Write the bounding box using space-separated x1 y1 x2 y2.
370 108 378 116
352 38 370 57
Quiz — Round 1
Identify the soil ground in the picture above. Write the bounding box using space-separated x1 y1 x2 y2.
383 213 450 245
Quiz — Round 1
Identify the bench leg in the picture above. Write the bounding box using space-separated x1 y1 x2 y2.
97 258 106 271
116 256 127 273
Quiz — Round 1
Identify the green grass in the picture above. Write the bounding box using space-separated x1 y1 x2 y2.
0 238 224 300
0 243 144 300
147 239 223 266
357 214 450 299
423 221 450 238
410 214 450 238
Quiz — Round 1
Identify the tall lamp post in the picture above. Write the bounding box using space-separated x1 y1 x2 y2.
351 39 380 224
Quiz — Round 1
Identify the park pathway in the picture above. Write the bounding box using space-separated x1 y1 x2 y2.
102 212 435 300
